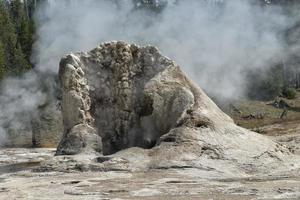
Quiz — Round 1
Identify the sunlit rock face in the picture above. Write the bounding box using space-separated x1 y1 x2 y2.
56 42 296 176
56 41 233 155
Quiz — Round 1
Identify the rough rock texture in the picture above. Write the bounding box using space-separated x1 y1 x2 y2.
57 41 229 155
55 41 299 175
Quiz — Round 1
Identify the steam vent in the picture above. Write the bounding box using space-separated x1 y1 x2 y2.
56 41 297 173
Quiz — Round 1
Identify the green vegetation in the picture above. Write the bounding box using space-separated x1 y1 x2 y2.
228 91 300 131
0 0 299 102
247 65 285 101
0 41 5 78
0 0 36 79
282 87 297 99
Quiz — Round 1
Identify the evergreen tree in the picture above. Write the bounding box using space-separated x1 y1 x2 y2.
247 65 284 100
19 18 34 62
0 0 31 78
9 0 25 27
10 0 34 64
0 41 5 79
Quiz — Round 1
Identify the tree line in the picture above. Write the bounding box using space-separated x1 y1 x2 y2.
0 0 299 100
0 0 37 79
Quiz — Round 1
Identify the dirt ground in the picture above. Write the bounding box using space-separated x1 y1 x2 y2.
227 91 300 130
226 92 300 156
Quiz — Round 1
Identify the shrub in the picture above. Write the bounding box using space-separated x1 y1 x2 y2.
282 87 297 99
246 66 284 101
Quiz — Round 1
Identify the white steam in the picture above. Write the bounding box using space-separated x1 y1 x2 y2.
0 72 47 145
33 0 293 99
0 0 298 146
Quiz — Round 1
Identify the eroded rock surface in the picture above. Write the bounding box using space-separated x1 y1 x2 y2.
55 41 299 175
57 41 230 155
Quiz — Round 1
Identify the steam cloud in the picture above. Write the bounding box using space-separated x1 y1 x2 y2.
0 72 47 146
33 0 295 98
0 0 298 145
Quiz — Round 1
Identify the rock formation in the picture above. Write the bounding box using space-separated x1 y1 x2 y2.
3 104 62 148
31 104 63 148
55 41 298 174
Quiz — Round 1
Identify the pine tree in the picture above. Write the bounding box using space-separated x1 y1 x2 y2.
0 0 31 77
0 41 5 79
19 18 34 62
9 0 26 27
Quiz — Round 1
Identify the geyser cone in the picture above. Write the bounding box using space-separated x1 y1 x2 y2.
55 41 297 174
56 41 231 155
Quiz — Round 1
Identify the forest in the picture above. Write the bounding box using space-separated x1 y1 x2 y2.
0 0 299 100
0 0 38 79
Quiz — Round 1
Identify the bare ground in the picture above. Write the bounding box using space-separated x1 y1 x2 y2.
0 140 299 200
1 96 300 199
